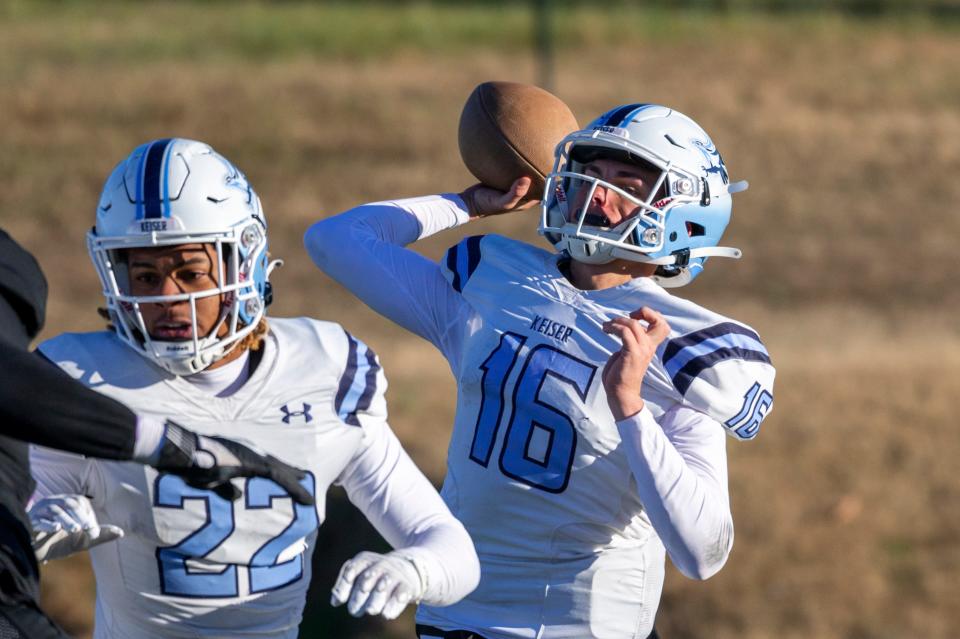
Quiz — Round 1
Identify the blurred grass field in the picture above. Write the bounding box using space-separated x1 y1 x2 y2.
2 2 958 638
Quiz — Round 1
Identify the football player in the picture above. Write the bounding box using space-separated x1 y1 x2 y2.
28 138 480 638
1 229 313 639
305 104 775 638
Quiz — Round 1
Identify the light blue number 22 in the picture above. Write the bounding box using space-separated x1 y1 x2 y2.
155 473 318 598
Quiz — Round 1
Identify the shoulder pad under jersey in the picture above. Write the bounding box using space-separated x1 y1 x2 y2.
440 234 553 295
334 327 386 428
661 321 775 441
269 317 388 428
39 331 150 384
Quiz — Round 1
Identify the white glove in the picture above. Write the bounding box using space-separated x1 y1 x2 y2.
330 551 426 620
28 494 124 562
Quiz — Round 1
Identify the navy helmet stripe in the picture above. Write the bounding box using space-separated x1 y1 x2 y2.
446 243 463 292
162 145 174 218
142 138 173 219
603 104 644 128
672 347 772 395
334 331 360 415
345 346 381 426
133 143 150 220
663 322 764 367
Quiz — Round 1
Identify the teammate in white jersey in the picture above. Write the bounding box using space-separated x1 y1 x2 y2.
28 138 479 638
305 104 775 639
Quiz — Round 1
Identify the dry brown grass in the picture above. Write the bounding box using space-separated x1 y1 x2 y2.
4 4 958 638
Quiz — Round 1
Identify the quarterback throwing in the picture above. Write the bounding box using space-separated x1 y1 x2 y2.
306 104 775 639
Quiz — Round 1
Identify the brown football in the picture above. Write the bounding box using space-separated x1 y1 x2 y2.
458 81 579 196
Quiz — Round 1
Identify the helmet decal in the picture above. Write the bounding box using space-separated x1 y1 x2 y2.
691 138 729 184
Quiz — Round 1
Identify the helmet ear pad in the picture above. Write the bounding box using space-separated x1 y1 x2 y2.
661 199 732 255
236 240 271 326
648 195 732 286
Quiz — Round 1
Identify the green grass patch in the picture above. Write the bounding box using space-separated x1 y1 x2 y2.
1 0 955 73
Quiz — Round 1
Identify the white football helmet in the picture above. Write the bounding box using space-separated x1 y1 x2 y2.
539 104 748 287
88 138 278 375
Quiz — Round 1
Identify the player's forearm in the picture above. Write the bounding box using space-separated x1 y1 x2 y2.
0 343 136 459
346 427 480 604
306 194 468 253
376 193 472 241
393 518 480 606
617 407 734 580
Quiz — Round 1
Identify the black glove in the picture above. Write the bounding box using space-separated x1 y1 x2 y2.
152 420 314 505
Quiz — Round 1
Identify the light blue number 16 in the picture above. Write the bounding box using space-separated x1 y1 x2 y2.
470 333 596 493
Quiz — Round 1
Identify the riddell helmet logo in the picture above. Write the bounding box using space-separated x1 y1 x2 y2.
592 125 629 138
163 344 190 352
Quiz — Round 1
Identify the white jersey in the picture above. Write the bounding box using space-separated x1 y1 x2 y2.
31 317 475 639
305 196 775 639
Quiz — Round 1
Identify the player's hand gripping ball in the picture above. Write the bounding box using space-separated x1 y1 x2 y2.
458 81 578 198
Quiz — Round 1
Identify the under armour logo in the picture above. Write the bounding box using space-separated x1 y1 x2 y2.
280 403 312 424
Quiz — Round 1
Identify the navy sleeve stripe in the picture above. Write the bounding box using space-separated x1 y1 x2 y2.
446 242 462 292
464 234 483 285
335 331 382 427
662 321 763 367
445 235 484 294
334 331 360 415
672 347 772 395
344 345 380 427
